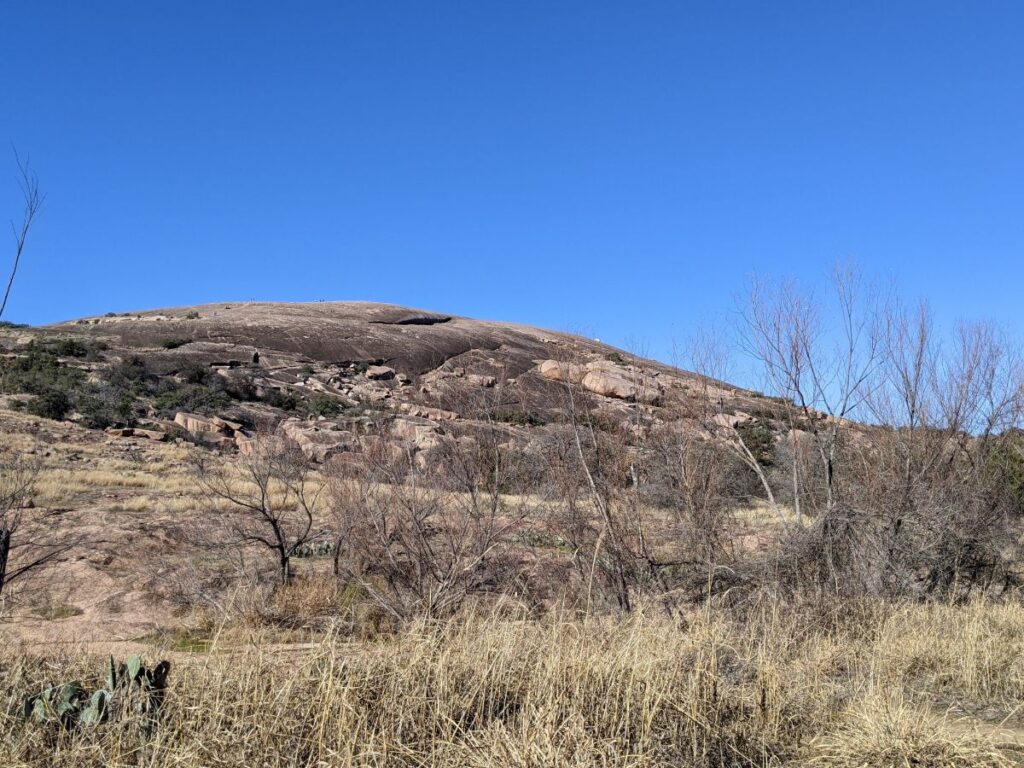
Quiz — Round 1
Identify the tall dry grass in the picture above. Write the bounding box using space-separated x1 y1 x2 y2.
3 600 1024 767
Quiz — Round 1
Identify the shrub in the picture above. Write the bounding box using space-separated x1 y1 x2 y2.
0 348 85 396
154 382 230 416
261 388 301 411
221 375 258 402
736 418 776 466
30 338 107 359
184 311 200 320
308 394 343 417
178 362 213 385
27 388 71 420
161 338 192 350
77 385 138 429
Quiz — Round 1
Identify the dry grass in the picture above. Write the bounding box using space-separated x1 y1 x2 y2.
2 600 1024 767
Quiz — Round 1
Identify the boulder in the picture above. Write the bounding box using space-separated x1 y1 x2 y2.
466 374 497 388
132 428 167 442
235 432 258 457
538 360 662 404
580 368 661 405
211 416 243 433
278 419 356 461
390 416 441 447
194 432 235 449
538 359 585 384
399 403 459 421
365 365 395 380
174 412 229 436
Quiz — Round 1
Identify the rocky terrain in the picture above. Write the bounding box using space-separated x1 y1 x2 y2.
2 301 771 467
0 301 783 647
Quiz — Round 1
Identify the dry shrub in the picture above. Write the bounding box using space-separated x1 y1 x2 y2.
2 601 1022 767
808 692 1013 768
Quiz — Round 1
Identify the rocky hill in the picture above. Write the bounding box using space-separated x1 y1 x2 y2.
1 301 768 465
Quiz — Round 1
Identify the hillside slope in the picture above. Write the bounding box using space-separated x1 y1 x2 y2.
0 301 764 460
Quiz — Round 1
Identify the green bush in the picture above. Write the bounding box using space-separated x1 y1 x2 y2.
154 382 230 416
261 388 301 411
0 347 86 396
736 418 776 466
27 388 71 420
77 386 138 429
160 338 192 350
308 394 343 417
30 338 107 359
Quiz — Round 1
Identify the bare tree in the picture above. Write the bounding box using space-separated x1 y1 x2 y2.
328 386 537 621
1 151 43 321
686 327 790 527
194 437 324 585
0 451 73 607
735 267 881 523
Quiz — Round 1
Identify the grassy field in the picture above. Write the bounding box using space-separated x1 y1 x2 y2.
4 599 1024 767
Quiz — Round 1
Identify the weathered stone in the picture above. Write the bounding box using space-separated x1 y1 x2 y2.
132 428 167 442
466 374 497 388
580 369 660 404
195 432 235 449
390 416 441 447
211 416 243 433
235 432 257 456
278 419 356 461
174 412 228 435
538 359 585 383
365 365 395 380
399 403 459 421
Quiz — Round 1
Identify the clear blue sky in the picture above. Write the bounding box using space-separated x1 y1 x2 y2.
2 2 1022 362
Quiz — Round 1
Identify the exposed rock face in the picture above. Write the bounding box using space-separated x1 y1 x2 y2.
399 403 458 421
581 362 661 405
34 301 774 465
174 412 228 436
278 419 356 462
538 359 661 404
365 365 396 380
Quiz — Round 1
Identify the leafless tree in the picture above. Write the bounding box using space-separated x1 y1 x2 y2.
328 397 535 620
739 266 882 522
194 437 324 585
1 150 43 321
0 451 73 607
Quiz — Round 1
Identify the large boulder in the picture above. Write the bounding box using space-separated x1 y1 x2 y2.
278 419 356 462
390 416 441 447
174 412 230 436
581 362 661 405
536 360 661 404
365 365 396 380
538 359 585 383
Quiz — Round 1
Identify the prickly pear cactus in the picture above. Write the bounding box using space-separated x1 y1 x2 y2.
22 655 171 733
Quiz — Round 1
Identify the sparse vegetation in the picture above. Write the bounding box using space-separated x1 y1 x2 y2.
4 288 1024 766
3 603 1024 766
159 337 192 350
